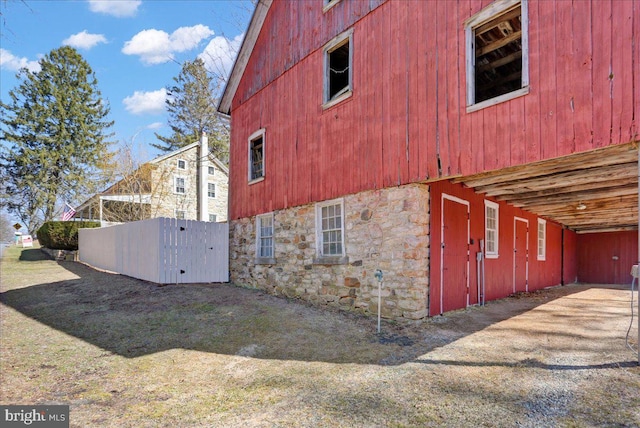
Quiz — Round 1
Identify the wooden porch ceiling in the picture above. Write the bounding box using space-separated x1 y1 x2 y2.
452 142 639 233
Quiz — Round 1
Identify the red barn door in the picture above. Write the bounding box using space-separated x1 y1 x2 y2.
441 194 470 313
514 217 529 293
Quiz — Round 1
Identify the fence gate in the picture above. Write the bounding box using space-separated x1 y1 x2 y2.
79 217 229 284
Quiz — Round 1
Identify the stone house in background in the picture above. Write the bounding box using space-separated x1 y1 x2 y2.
76 135 228 226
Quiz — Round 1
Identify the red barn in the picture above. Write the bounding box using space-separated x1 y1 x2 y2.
219 0 639 320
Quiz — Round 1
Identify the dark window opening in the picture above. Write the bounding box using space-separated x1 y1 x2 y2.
328 41 350 101
474 5 522 103
250 136 264 180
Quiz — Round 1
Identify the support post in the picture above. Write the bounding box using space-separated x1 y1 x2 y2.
199 132 209 222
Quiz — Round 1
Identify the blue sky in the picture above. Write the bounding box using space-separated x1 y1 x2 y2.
0 0 253 162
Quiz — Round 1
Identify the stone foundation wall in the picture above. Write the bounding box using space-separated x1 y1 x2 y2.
229 184 430 321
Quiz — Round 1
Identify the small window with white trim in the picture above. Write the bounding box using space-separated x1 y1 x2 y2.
208 165 215 175
465 0 528 111
174 176 186 194
248 129 265 183
316 199 345 257
177 159 187 170
208 183 216 198
323 29 353 108
175 210 185 220
256 213 275 261
537 218 546 261
209 214 217 222
485 200 499 258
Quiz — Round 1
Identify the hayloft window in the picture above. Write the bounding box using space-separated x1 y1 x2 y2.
323 29 353 108
248 129 265 183
485 200 499 259
465 0 529 111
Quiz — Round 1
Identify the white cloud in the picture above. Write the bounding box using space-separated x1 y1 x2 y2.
63 31 108 50
123 89 167 115
122 25 214 65
199 33 244 82
0 49 41 73
87 0 141 17
146 122 164 130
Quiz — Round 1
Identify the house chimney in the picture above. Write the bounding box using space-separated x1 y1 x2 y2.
199 132 208 222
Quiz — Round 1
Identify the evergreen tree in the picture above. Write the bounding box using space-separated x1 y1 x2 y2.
0 46 114 233
153 58 229 162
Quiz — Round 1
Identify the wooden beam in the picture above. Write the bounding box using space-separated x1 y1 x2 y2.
475 7 521 36
454 142 639 188
476 30 522 56
510 184 638 208
477 50 522 73
478 162 637 196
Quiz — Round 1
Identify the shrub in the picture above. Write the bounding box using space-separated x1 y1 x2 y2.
36 221 101 250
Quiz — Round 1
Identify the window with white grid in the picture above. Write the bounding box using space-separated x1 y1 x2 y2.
537 218 546 261
208 183 216 198
256 213 274 259
485 200 499 258
316 199 344 257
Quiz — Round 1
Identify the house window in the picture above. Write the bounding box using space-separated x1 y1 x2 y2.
256 213 275 260
316 199 345 258
465 0 528 111
174 176 186 194
209 214 217 222
175 210 185 220
208 165 215 175
248 129 265 183
177 159 187 170
484 200 499 258
537 218 546 261
323 29 353 108
208 183 216 198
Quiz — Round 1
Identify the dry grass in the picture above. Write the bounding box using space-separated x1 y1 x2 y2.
1 244 639 427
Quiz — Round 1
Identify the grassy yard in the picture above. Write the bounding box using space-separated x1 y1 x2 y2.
1 244 639 427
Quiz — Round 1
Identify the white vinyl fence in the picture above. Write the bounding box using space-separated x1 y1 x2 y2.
78 217 229 284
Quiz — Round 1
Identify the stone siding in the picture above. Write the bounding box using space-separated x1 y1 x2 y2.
230 184 430 321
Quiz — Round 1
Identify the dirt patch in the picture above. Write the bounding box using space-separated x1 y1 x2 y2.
1 245 639 427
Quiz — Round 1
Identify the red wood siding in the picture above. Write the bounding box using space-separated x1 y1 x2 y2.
577 231 638 284
562 228 578 284
229 0 638 220
429 180 563 315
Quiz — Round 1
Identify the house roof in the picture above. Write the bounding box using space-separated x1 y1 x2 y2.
217 0 272 115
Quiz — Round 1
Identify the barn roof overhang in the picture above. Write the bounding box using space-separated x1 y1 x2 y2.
451 141 639 234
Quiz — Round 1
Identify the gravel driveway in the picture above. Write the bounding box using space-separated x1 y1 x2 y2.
1 246 639 427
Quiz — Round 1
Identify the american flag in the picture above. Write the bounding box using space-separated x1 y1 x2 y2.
61 203 76 221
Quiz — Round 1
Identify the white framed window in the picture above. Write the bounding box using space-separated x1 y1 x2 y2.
465 0 528 112
208 165 215 175
484 200 499 258
248 129 265 183
208 183 216 198
256 213 275 260
323 29 353 108
316 199 345 258
174 176 186 194
209 214 217 222
175 210 185 220
537 218 546 261
177 159 187 170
